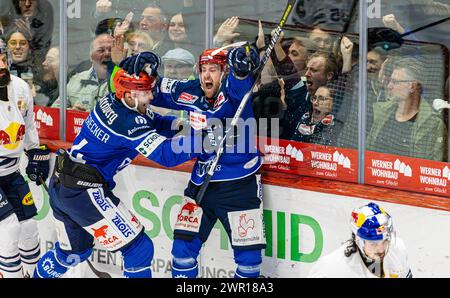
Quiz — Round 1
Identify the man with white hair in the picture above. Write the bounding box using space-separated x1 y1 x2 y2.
367 57 447 161
161 48 195 80
52 34 113 112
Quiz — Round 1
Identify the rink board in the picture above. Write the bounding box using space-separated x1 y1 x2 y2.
29 162 450 278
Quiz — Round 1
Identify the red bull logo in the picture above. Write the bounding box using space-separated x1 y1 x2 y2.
0 122 25 150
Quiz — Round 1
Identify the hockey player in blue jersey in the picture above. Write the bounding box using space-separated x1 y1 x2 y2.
33 66 211 278
120 45 266 278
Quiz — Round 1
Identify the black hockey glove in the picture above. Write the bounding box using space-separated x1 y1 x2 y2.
25 145 51 185
227 45 261 77
119 51 161 76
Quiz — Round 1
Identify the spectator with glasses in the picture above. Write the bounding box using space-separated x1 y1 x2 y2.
138 3 173 56
290 84 341 146
367 58 447 161
5 26 41 96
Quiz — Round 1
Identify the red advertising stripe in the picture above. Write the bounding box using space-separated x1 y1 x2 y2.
259 137 358 183
33 106 60 140
365 151 450 197
66 110 89 142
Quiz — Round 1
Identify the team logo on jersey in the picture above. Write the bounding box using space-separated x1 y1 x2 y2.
0 122 25 150
178 92 199 104
22 192 34 206
213 92 226 110
135 116 147 125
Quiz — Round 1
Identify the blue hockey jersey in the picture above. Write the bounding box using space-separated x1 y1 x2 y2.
68 94 201 189
151 72 262 185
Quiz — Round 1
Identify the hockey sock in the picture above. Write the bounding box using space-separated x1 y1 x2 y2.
0 213 22 277
34 242 92 278
19 242 40 278
121 233 154 278
171 237 202 278
234 249 262 278
19 218 40 278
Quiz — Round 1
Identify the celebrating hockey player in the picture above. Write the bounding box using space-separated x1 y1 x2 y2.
0 36 50 278
120 45 265 278
33 65 212 278
308 202 413 278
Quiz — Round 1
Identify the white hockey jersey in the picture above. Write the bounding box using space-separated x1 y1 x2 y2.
308 237 412 278
0 75 40 177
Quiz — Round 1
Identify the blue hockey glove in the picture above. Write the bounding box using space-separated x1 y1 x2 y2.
25 145 50 185
119 51 161 76
227 45 260 77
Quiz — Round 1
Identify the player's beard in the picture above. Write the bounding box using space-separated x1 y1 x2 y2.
0 68 11 88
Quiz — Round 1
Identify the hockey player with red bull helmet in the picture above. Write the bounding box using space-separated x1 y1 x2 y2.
33 65 213 278
308 202 412 278
120 45 265 278
0 35 50 278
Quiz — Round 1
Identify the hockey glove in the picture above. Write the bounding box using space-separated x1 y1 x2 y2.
119 51 161 76
227 45 260 77
25 145 51 185
173 196 203 241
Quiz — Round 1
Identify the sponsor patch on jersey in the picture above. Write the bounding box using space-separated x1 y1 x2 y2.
135 116 148 125
178 92 199 104
213 92 226 110
189 111 207 130
136 132 167 157
228 208 265 247
128 125 151 136
161 78 177 94
22 192 34 206
17 98 28 114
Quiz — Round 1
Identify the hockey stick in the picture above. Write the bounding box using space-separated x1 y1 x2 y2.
401 16 450 38
211 41 248 56
87 260 112 278
195 0 296 205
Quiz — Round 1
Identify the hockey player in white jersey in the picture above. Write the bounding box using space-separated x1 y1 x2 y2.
0 36 50 277
308 202 413 278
